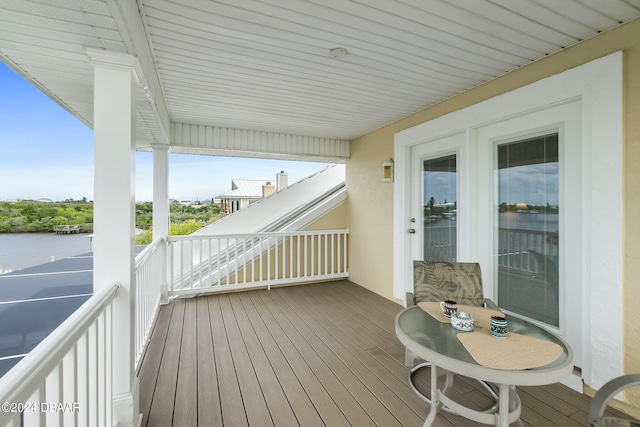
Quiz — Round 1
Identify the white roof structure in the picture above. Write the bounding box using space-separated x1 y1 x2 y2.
2 2 638 159
195 164 345 235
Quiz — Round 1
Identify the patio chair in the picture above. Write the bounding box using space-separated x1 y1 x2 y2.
405 260 502 409
588 374 640 426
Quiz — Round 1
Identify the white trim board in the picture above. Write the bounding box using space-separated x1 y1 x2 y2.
393 52 623 391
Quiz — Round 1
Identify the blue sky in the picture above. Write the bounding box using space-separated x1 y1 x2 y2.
0 63 328 202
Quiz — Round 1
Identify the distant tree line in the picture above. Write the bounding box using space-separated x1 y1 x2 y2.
0 200 93 233
0 200 221 236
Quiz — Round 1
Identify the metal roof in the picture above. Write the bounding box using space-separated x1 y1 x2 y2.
219 179 271 199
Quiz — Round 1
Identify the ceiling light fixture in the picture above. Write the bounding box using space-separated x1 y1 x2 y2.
329 47 348 59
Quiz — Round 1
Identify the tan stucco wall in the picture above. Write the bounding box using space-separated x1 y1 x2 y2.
304 202 346 231
346 18 640 407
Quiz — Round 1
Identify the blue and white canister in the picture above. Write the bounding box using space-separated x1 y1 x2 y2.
490 316 507 339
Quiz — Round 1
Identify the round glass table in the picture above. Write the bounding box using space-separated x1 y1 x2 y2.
395 305 574 427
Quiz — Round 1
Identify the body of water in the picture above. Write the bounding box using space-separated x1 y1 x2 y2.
428 213 559 230
0 233 93 273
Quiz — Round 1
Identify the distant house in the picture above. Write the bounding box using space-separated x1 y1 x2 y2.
218 171 288 216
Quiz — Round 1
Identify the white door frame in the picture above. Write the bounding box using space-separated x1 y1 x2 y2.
393 52 623 391
473 102 582 367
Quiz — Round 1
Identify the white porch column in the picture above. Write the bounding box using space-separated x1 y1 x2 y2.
88 49 140 427
152 144 170 303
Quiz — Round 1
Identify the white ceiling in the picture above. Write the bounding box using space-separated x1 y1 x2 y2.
1 0 639 154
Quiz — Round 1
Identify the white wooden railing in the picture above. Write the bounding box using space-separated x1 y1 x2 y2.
0 230 349 426
0 284 118 427
134 238 165 370
168 229 349 297
497 228 559 273
424 226 559 273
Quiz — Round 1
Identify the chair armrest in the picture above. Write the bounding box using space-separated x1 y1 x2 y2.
588 374 640 424
406 292 416 307
483 298 500 311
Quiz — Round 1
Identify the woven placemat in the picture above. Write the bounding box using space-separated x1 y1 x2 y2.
457 329 564 370
591 417 640 427
417 302 503 329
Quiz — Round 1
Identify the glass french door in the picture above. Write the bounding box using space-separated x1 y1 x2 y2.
408 107 581 368
410 132 464 264
422 154 457 261
474 100 582 368
411 132 562 328
495 133 559 326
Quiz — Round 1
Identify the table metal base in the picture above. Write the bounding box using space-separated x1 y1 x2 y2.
411 363 524 427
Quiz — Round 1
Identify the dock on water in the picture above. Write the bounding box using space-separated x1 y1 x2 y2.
53 225 80 234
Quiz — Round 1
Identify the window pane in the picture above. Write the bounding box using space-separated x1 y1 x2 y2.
496 133 559 326
423 155 457 261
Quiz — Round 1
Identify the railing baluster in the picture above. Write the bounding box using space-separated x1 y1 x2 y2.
288 237 292 279
249 237 254 283
188 239 194 290
298 235 302 278
105 303 112 427
224 237 230 286
331 232 335 274
100 309 107 427
66 345 78 427
169 240 174 292
82 330 89 427
267 236 272 282
23 386 45 426
275 236 280 281
198 238 203 288
233 237 238 285
324 233 328 276
241 238 247 284
215 237 221 287
304 234 308 277
343 231 348 274
207 238 217 287
178 240 184 289
91 322 98 427
311 234 316 276
258 237 262 282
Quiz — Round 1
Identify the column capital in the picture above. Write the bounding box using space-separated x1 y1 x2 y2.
85 47 142 84
150 143 170 152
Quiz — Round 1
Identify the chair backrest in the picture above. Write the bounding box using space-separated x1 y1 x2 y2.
413 260 485 306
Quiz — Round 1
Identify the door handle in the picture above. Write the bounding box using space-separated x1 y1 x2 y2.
408 228 416 234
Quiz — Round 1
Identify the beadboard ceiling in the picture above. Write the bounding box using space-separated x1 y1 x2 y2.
1 0 639 155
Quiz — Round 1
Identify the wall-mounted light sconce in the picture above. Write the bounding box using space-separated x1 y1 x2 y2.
383 158 394 183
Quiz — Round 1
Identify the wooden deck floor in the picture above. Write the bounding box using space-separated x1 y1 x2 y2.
138 280 626 426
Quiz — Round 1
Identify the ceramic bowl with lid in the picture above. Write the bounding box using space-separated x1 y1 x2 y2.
450 311 475 331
